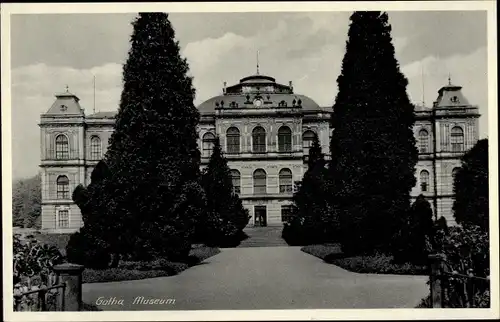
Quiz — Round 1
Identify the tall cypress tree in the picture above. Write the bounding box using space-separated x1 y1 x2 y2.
329 12 418 254
200 137 249 247
285 134 333 245
102 13 204 261
453 139 489 231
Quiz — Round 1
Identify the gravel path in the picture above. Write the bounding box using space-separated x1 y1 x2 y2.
82 247 428 310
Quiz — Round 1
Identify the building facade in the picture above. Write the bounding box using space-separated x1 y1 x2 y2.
39 74 480 233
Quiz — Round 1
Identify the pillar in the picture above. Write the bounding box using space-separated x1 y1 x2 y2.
54 263 85 311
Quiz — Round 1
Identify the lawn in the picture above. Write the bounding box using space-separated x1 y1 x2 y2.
302 244 428 276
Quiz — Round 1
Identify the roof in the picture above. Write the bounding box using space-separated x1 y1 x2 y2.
198 93 328 113
87 111 117 119
44 91 84 116
433 83 471 108
198 73 327 113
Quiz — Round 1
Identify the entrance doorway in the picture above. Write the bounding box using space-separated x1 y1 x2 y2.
254 206 267 227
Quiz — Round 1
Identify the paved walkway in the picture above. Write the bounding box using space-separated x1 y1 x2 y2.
82 247 429 310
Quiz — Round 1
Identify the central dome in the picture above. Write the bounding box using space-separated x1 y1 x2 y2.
197 73 324 113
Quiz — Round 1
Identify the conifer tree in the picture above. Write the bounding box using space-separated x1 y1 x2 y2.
68 160 115 268
12 174 41 228
453 139 489 231
100 13 204 260
393 195 434 264
200 137 249 247
329 12 418 254
284 134 333 245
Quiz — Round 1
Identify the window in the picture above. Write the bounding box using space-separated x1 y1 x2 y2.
452 167 460 189
90 136 102 160
230 169 241 195
281 205 294 223
253 169 267 194
418 129 429 153
55 135 69 159
202 132 216 158
57 209 69 228
451 126 464 152
252 126 266 153
56 175 70 199
420 170 430 192
278 126 292 152
226 127 240 154
279 168 293 193
303 130 316 155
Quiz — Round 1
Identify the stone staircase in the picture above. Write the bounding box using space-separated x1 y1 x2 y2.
237 226 289 247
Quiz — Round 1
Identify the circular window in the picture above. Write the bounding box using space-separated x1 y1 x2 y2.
253 99 263 107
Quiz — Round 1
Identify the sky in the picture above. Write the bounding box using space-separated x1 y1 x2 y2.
10 11 488 180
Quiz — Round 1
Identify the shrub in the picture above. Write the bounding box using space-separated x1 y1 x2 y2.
82 268 183 284
301 244 343 260
13 234 64 286
393 195 434 265
66 230 110 269
188 246 221 264
82 246 220 283
419 223 490 308
330 253 427 275
302 244 427 275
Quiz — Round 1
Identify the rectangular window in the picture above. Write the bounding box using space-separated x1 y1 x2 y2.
58 210 69 228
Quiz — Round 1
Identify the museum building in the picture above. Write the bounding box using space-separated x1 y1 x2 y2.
38 73 480 233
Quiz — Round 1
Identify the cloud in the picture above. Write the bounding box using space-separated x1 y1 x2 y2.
11 63 123 179
401 46 488 139
9 12 488 180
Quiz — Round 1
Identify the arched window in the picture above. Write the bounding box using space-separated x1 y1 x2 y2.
303 130 316 155
278 126 292 152
420 170 430 192
418 129 429 153
279 168 293 193
55 134 69 159
252 126 266 153
451 126 464 152
56 175 70 199
202 132 216 158
226 127 240 154
90 136 102 160
230 169 241 195
253 169 267 194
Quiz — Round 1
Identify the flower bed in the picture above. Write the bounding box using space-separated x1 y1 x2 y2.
302 244 427 275
82 246 220 284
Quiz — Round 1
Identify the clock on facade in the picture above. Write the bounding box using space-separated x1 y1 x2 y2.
253 98 263 107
